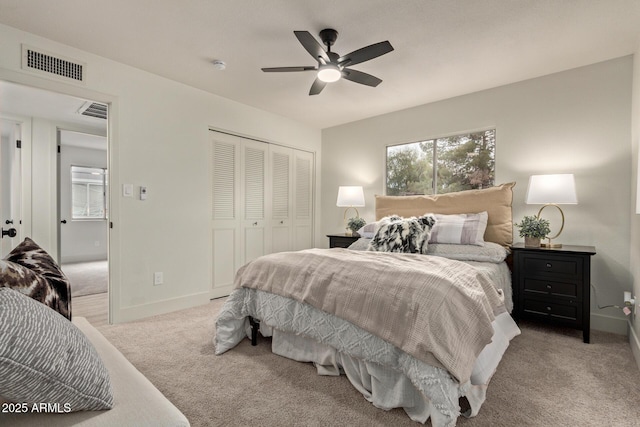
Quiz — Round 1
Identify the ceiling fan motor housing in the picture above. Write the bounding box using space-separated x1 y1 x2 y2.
319 29 338 48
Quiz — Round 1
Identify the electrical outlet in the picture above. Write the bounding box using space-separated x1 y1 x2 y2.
153 272 163 286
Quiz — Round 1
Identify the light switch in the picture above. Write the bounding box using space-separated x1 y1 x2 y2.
140 186 148 201
123 184 133 197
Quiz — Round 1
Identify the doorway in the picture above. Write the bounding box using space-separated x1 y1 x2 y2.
0 80 109 324
58 130 109 301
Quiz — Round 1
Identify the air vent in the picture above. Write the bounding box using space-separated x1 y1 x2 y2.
21 45 86 84
78 102 107 120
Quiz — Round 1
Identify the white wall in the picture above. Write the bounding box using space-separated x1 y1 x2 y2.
0 24 322 323
322 56 633 335
59 143 108 263
629 45 640 369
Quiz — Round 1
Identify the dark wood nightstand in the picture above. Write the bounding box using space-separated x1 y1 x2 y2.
511 243 596 343
327 234 360 248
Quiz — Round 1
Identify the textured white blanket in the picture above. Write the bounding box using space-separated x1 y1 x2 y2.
232 248 505 383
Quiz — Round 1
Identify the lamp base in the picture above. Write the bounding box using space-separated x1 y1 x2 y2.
540 242 562 248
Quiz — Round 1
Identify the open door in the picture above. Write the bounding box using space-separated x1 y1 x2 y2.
0 119 22 257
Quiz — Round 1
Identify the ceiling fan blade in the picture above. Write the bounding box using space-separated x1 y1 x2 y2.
262 66 316 72
294 31 330 63
338 41 394 67
309 78 327 95
342 68 382 87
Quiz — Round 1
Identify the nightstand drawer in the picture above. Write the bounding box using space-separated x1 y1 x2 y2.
327 234 360 248
523 278 580 300
522 254 582 280
523 298 580 324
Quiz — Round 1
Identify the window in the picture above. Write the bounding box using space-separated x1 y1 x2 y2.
71 166 108 220
386 129 495 195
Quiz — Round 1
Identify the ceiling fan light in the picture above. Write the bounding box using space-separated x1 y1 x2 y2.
317 64 341 83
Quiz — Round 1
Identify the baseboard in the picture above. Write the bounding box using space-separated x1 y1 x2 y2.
629 321 640 371
590 312 628 335
112 291 211 324
210 284 234 300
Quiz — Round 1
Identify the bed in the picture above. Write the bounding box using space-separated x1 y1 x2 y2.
215 183 520 426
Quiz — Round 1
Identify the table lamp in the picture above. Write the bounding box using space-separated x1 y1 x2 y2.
525 174 578 248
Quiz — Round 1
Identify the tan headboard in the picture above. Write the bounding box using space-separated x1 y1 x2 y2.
375 182 515 247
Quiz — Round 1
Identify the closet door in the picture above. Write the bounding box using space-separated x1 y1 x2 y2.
269 145 292 253
211 137 240 298
241 140 268 263
293 150 314 250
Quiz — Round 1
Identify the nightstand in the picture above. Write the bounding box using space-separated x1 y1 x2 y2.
511 243 596 343
327 234 360 248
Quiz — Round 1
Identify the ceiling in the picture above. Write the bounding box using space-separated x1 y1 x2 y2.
0 0 639 129
0 80 107 141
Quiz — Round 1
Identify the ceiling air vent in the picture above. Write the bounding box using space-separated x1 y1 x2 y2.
78 101 107 120
21 45 86 84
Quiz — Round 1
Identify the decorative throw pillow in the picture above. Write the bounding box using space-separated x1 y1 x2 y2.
367 214 436 254
357 221 379 239
428 212 488 246
1 237 72 320
0 287 113 411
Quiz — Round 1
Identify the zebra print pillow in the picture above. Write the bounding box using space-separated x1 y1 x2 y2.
367 214 436 254
0 238 72 320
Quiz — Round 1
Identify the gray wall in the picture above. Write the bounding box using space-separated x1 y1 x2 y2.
321 56 633 334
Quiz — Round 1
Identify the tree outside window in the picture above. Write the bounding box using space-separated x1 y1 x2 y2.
386 129 495 195
71 166 108 220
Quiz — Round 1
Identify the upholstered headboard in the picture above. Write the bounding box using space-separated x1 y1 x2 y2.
375 182 515 247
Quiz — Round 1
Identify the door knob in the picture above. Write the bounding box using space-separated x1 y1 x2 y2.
61 219 67 224
5 220 13 224
1 228 17 238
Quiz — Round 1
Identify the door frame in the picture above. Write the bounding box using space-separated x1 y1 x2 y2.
0 68 119 324
0 114 31 253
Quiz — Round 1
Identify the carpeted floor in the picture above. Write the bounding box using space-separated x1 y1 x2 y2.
98 299 640 427
62 260 108 297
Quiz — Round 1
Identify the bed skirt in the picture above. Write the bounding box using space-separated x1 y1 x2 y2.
251 312 519 426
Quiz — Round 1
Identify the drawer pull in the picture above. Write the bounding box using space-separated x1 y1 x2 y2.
546 263 552 268
546 306 552 311
546 284 552 290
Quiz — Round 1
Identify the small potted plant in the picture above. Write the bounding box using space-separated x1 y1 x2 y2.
515 215 550 247
346 217 366 237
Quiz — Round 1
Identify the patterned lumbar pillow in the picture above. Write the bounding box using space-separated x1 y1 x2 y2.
367 214 436 254
0 287 113 411
1 237 72 320
428 211 489 246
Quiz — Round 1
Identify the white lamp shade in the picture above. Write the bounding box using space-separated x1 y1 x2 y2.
336 186 365 207
525 174 578 205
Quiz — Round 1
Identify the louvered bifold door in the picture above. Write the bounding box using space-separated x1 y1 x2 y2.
211 137 240 297
293 150 314 250
241 140 268 263
269 145 293 253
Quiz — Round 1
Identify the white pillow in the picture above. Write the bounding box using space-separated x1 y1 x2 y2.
357 222 378 239
427 242 508 263
428 212 488 246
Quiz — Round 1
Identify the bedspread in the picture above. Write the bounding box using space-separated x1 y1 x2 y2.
225 248 505 383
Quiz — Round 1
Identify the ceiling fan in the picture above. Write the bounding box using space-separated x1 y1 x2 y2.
261 29 394 95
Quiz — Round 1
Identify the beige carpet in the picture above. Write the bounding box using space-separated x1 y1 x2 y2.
62 260 108 297
98 299 640 427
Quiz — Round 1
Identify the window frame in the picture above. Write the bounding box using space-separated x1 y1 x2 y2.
385 128 496 196
70 165 108 221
